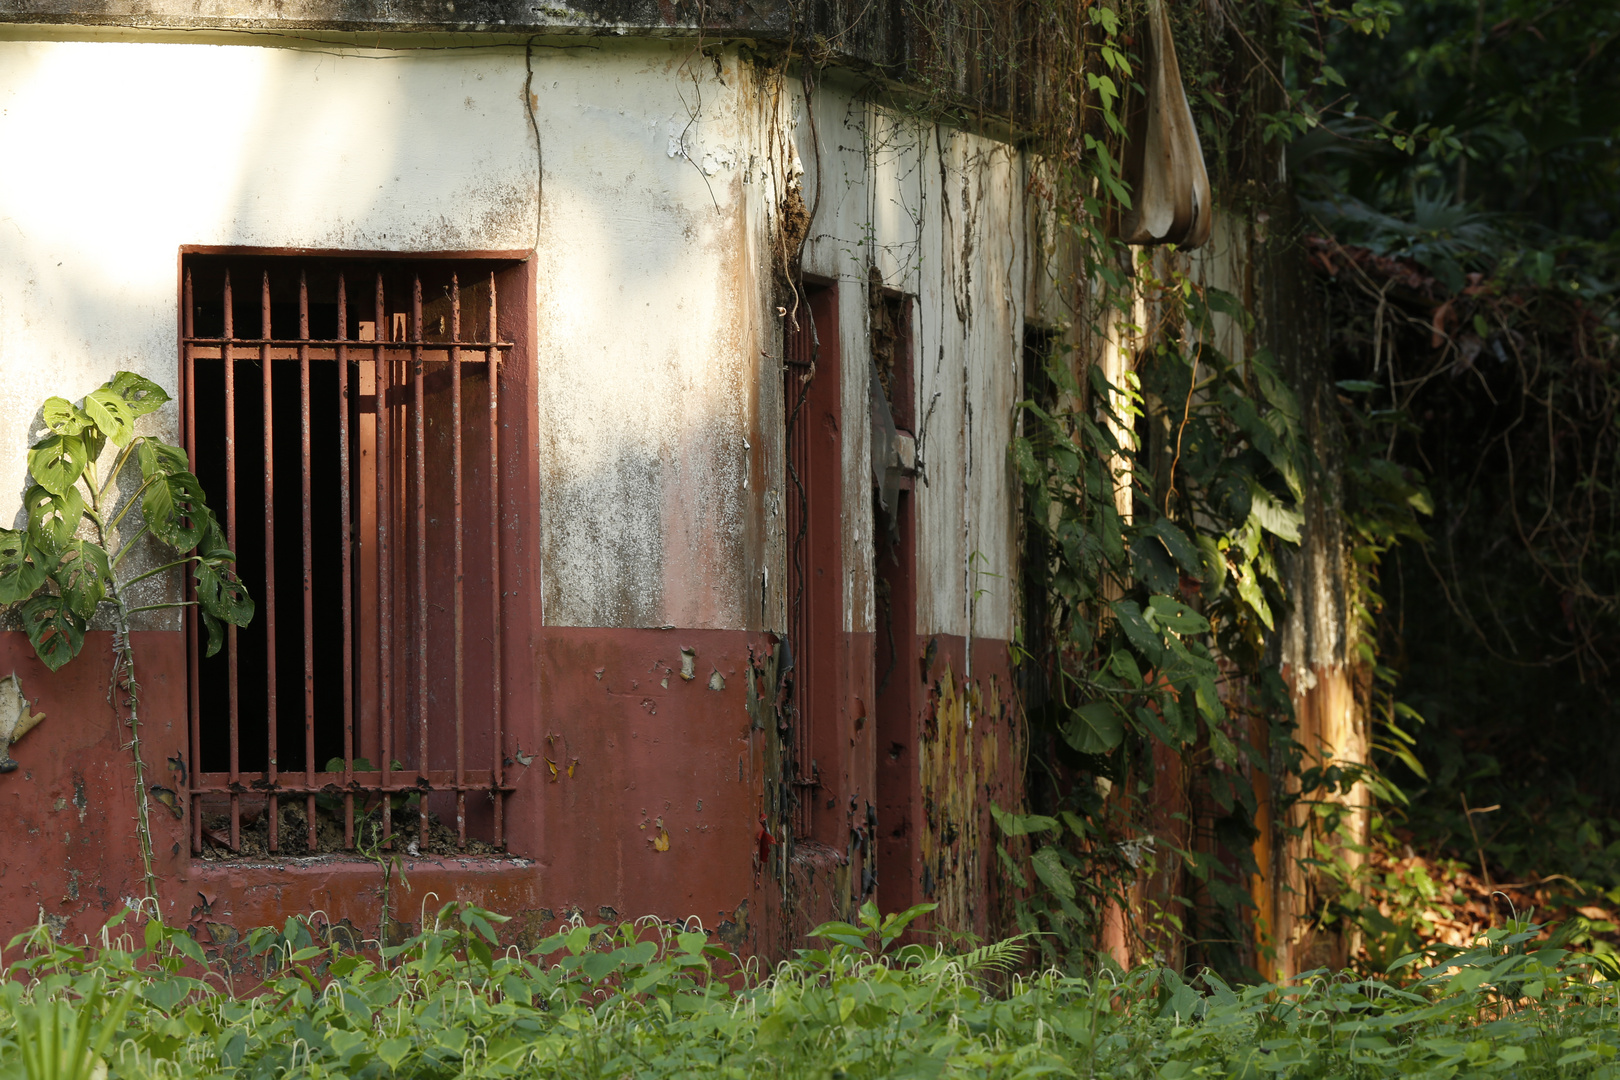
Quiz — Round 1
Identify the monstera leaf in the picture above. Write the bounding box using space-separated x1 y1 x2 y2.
51 540 111 621
141 471 210 551
136 438 190 481
40 397 92 436
107 372 171 418
27 434 88 496
24 485 84 553
20 593 87 671
0 530 47 605
82 388 136 448
194 558 254 629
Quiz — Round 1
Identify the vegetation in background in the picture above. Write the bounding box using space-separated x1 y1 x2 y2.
1293 0 1620 960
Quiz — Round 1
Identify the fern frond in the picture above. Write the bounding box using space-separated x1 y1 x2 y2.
956 934 1030 974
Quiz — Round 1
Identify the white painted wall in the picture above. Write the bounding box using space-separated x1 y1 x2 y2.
0 28 1034 643
795 87 1026 644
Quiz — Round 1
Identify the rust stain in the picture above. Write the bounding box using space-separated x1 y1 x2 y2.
918 659 1019 938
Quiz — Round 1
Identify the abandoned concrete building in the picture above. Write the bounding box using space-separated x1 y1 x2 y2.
0 0 1355 967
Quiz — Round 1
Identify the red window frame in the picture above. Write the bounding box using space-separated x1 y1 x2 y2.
178 251 535 856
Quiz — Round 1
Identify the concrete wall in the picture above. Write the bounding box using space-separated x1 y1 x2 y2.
0 26 1034 949
794 91 1023 646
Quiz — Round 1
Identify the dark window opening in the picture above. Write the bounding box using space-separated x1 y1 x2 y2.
870 283 915 434
181 255 522 857
872 289 920 910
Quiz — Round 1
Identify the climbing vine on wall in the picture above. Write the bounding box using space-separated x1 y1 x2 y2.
749 0 1426 972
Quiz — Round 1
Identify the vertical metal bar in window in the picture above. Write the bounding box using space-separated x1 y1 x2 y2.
785 310 816 839
299 271 316 853
375 271 392 848
224 270 240 853
262 270 279 854
412 274 428 851
451 273 466 849
337 273 355 850
184 267 201 855
488 270 504 848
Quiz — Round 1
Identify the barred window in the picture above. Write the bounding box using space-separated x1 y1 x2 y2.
180 253 531 857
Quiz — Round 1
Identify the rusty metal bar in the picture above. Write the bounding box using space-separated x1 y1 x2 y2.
376 271 393 848
785 309 817 839
184 268 201 856
488 270 504 848
224 270 241 853
299 272 316 852
262 270 279 854
190 770 518 795
337 274 355 850
412 274 428 851
451 274 466 849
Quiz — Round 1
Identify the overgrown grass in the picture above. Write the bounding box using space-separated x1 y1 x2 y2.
1 902 1618 1079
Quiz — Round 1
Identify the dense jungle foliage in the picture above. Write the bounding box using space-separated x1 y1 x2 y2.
3 903 1620 1080
998 0 1620 978
1297 0 1620 961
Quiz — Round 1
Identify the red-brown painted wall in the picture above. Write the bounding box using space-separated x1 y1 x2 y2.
0 622 1021 957
0 632 189 939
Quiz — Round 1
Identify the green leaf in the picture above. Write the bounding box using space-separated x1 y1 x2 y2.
1247 481 1303 543
1146 595 1210 635
1133 704 1177 745
201 609 225 658
137 438 191 481
1030 847 1076 900
1064 702 1124 754
51 540 111 620
82 389 137 448
40 397 91 436
107 372 171 418
20 593 87 671
581 950 618 981
1250 349 1300 420
990 803 1060 836
1151 518 1202 575
1131 534 1181 594
28 434 88 496
1203 286 1256 333
142 472 210 551
196 519 234 561
1108 649 1143 687
194 559 255 627
0 529 47 604
23 484 84 553
376 1038 412 1070
1196 534 1227 592
1111 600 1165 665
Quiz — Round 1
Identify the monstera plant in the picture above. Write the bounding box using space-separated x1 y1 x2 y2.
0 372 253 899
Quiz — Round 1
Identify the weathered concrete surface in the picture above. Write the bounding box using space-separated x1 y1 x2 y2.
792 92 1024 645
0 0 798 35
531 626 769 941
0 25 1043 955
533 45 768 630
0 632 188 939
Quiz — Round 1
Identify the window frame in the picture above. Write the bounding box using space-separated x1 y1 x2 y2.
176 247 539 858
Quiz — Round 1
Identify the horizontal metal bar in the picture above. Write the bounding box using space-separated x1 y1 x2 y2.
191 770 518 795
183 337 515 349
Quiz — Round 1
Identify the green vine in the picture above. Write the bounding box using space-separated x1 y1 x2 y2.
778 0 1422 973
